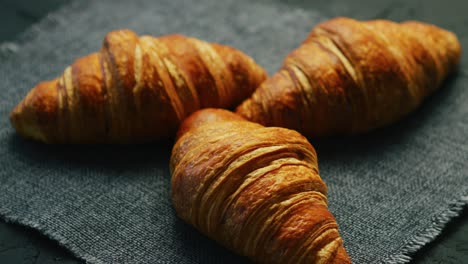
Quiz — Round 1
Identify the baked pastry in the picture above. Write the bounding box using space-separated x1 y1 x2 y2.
236 17 461 137
171 108 350 263
10 30 267 143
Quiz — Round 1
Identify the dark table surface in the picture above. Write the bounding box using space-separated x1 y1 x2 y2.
0 0 467 263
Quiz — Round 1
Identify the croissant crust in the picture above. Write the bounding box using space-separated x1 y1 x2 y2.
10 30 267 143
237 17 461 137
171 108 350 264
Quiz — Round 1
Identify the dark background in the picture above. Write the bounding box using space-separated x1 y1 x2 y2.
0 0 466 263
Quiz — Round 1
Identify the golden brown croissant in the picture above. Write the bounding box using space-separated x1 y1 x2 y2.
236 17 461 137
171 108 350 263
10 30 267 143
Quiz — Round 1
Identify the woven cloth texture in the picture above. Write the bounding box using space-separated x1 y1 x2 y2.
0 0 467 263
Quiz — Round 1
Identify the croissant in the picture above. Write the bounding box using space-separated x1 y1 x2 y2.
170 108 350 263
236 17 461 137
10 30 267 143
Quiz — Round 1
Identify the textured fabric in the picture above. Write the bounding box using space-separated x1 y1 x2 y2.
0 0 467 263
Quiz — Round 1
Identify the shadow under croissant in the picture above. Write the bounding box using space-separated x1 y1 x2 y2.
171 216 248 263
6 135 174 172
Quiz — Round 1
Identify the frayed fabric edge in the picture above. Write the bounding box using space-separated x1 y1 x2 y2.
383 192 468 264
0 209 104 264
2 195 466 264
0 0 87 59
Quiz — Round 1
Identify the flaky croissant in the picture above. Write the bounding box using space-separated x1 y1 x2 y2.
10 30 267 143
170 109 350 263
237 17 461 137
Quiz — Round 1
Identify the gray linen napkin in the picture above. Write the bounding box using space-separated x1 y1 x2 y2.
0 0 467 263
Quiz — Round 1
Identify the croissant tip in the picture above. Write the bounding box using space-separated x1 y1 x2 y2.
331 245 352 264
10 100 23 129
9 94 49 143
176 109 244 140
